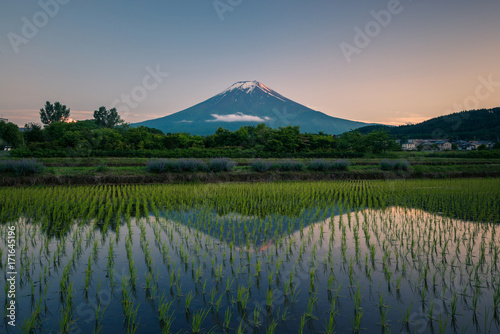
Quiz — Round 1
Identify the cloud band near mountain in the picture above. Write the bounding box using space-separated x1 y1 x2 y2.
207 112 270 123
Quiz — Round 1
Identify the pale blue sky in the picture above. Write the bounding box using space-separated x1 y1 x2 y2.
1 0 499 126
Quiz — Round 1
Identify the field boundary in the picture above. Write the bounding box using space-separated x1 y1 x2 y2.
2 170 500 186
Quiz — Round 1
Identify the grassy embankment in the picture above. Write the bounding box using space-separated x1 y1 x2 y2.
1 152 500 186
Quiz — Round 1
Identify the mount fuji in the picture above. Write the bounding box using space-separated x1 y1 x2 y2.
132 81 371 135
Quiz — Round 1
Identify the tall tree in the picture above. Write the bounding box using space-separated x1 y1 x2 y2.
40 101 70 125
93 106 123 128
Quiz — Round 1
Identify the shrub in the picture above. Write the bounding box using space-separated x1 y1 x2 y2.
146 158 168 173
95 162 109 173
146 158 208 173
379 159 394 171
178 159 207 172
379 159 410 171
393 160 410 171
331 159 350 171
307 159 330 171
307 159 350 171
251 160 271 172
271 160 305 171
208 158 236 172
0 158 46 176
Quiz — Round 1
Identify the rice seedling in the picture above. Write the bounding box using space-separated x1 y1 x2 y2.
94 299 108 333
437 314 449 334
222 307 233 330
451 293 459 318
237 319 247 334
266 288 274 308
185 291 194 311
379 305 390 331
299 313 307 334
158 293 174 332
351 307 364 334
122 286 140 331
266 319 278 334
305 296 318 320
191 308 209 333
60 282 76 333
214 292 225 313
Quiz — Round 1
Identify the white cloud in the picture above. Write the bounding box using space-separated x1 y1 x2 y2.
206 112 271 123
177 120 193 123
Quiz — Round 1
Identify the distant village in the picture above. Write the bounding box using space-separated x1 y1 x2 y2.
400 139 496 151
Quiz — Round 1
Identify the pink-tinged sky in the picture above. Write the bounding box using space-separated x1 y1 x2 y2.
1 0 499 128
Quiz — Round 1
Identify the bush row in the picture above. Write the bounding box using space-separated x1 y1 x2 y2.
379 159 411 171
11 147 365 159
250 159 350 172
146 158 236 173
0 158 46 176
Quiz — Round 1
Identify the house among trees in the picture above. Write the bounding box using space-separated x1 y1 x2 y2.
0 117 8 123
402 138 495 151
437 141 452 151
470 141 494 150
402 140 417 151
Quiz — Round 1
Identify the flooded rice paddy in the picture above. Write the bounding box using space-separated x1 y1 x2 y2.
1 179 499 334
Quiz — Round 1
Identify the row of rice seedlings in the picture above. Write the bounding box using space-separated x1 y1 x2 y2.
3 179 497 229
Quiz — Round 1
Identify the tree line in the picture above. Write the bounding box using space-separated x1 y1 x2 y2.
1 101 399 157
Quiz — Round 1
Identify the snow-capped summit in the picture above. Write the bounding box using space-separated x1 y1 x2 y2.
132 81 371 135
216 81 287 103
223 81 274 94
224 81 262 93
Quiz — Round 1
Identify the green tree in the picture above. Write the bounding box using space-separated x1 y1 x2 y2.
93 106 123 128
365 130 396 153
274 126 301 153
24 123 44 143
40 101 70 125
493 142 500 150
339 130 365 153
0 121 24 148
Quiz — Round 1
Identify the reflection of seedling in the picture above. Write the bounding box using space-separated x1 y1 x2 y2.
84 256 92 294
